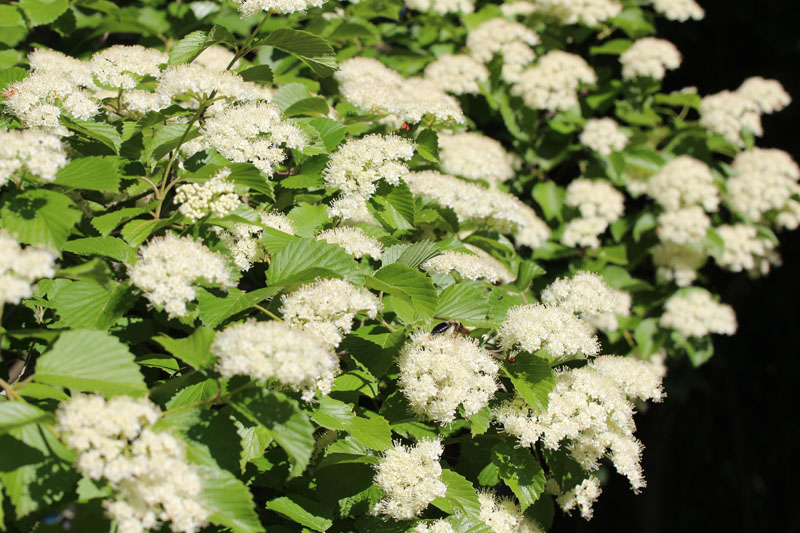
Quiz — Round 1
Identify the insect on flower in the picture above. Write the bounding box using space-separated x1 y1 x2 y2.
431 320 469 336
2 86 19 98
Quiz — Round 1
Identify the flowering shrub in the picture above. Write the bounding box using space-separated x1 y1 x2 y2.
0 0 795 531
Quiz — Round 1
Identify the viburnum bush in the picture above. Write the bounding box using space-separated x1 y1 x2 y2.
0 0 795 531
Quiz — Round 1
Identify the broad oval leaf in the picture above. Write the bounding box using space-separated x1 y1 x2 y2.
34 329 147 396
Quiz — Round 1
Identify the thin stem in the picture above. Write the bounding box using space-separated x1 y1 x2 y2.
0 377 24 401
160 380 258 416
254 304 282 321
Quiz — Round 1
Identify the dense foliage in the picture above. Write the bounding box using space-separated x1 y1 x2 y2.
0 0 795 531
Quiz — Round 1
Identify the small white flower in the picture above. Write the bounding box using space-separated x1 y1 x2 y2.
660 288 737 337
620 38 682 80
398 331 499 424
373 439 447 520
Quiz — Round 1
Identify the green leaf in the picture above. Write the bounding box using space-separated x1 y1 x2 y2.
271 83 312 112
0 189 81 250
50 280 136 329
435 282 492 327
0 66 28 91
267 238 360 286
143 122 200 163
168 25 237 65
266 495 334 532
469 406 491 437
257 29 337 77
415 129 439 162
0 424 78 519
311 397 392 450
19 0 69 26
491 442 546 511
287 203 330 238
589 39 633 55
184 440 264 533
239 64 273 83
531 182 564 222
503 353 555 412
54 156 120 191
394 240 440 269
196 287 280 328
610 7 656 39
60 116 122 153
432 469 482 518
0 403 48 435
231 390 315 478
63 237 137 264
366 264 438 322
154 327 216 370
308 117 347 152
368 181 415 231
702 227 725 258
284 97 330 117
0 6 25 27
91 207 147 236
34 329 147 396
120 218 171 247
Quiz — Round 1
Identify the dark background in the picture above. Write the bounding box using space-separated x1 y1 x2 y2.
559 1 800 531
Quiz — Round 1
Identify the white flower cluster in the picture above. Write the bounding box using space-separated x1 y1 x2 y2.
335 58 465 124
500 0 537 17
657 206 711 245
324 134 415 219
467 19 540 83
316 226 384 260
726 148 800 229
424 54 489 95
328 194 377 225
198 102 307 175
553 477 602 520
651 0 704 21
28 49 95 88
579 118 628 156
561 216 608 250
157 64 272 106
422 250 512 284
738 76 791 114
280 278 381 347
712 224 780 276
438 132 518 186
659 288 737 337
372 439 447 520
699 90 763 146
494 356 666 491
128 234 233 317
405 171 551 248
413 520 456 533
0 129 68 185
56 395 208 533
90 45 167 89
174 168 240 222
562 179 624 249
215 211 295 271
233 0 327 16
398 331 499 424
501 304 599 358
652 242 706 286
478 491 544 533
620 38 682 80
5 65 98 129
646 156 719 212
541 271 631 331
405 0 474 14
212 319 338 398
513 51 597 111
533 0 622 26
0 231 56 306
